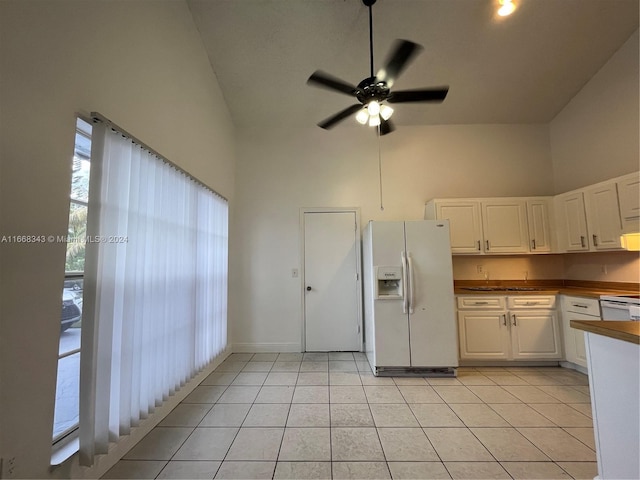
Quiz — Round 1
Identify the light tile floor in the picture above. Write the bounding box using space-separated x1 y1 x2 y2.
103 353 596 480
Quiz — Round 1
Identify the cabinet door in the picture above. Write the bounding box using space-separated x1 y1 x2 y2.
555 192 589 251
561 309 578 364
561 295 598 368
563 311 592 368
481 200 529 253
436 201 483 254
585 182 622 250
526 199 552 253
510 311 562 360
457 311 510 360
616 172 640 234
574 327 587 366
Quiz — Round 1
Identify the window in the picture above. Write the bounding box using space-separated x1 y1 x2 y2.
53 118 92 443
77 116 228 465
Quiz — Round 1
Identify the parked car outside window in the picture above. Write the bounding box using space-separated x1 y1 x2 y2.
61 288 82 332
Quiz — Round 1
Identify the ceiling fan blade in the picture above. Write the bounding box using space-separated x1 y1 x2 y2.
318 104 363 129
376 39 423 88
387 87 449 103
379 118 395 136
307 71 358 96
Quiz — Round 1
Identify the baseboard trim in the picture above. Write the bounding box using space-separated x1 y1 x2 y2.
559 360 589 375
232 342 301 353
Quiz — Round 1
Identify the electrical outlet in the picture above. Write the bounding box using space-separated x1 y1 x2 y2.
601 264 608 274
476 265 484 274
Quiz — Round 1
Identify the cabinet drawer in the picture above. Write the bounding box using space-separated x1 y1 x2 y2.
563 296 600 316
507 296 556 309
457 296 505 309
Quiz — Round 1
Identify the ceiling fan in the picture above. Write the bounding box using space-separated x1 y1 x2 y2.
307 0 449 135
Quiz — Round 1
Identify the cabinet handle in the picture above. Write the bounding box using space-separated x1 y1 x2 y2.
502 314 507 326
477 240 481 251
593 234 598 247
525 302 539 306
512 314 517 326
485 240 490 251
580 236 586 248
531 239 536 250
473 301 489 305
573 303 588 309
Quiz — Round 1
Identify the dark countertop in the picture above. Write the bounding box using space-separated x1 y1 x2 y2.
571 320 640 345
454 280 639 298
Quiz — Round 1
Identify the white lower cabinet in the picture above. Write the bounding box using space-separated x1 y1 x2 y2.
561 295 601 368
457 295 562 361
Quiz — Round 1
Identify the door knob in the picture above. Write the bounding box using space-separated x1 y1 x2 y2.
306 286 312 291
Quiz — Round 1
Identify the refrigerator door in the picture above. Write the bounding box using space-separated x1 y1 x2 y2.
369 221 411 367
404 220 458 367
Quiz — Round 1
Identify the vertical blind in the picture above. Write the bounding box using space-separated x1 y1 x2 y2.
79 121 228 465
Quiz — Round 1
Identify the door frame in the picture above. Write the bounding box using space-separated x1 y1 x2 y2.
300 207 363 352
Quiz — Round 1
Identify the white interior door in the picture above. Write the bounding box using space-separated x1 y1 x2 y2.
304 211 361 352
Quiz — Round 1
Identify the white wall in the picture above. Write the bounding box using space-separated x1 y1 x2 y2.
563 251 640 283
0 1 235 478
550 29 639 193
548 29 640 284
452 255 565 282
231 24 640 351
230 124 553 351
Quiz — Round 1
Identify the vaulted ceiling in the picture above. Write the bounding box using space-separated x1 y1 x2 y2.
187 0 639 130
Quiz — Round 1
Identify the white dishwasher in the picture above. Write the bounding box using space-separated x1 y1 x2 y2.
599 294 640 320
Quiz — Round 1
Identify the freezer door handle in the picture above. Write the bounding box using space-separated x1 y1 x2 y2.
407 253 415 314
401 251 409 314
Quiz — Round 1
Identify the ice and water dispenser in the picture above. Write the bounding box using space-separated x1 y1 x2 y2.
375 266 403 299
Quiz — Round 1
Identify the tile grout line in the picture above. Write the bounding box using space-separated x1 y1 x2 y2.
110 359 596 480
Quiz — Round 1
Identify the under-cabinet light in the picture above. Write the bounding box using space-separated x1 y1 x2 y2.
620 233 640 251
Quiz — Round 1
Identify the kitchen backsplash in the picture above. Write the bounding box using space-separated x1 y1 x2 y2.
453 251 640 283
562 251 640 283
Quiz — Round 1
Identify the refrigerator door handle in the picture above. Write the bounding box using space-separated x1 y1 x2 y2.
407 253 415 314
401 251 408 314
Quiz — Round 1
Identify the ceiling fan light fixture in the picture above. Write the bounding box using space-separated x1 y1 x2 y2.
368 100 381 116
380 104 394 120
306 0 449 134
498 0 516 16
355 108 369 125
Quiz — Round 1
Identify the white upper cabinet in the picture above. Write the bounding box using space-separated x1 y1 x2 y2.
425 171 638 255
584 181 623 250
426 197 552 255
526 198 553 253
553 173 640 252
617 172 640 234
554 191 589 251
432 201 483 254
481 200 530 254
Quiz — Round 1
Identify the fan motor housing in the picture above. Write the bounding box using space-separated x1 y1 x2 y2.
356 77 390 104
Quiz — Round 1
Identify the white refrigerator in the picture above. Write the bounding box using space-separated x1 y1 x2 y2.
363 220 458 376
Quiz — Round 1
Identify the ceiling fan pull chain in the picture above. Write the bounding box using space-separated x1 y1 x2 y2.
377 124 384 211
